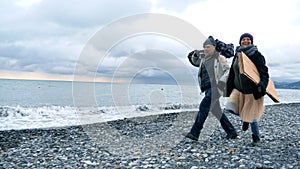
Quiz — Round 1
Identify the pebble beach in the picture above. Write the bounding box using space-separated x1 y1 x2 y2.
0 103 299 169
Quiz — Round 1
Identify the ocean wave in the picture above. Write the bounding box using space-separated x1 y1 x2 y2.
0 103 197 131
0 100 298 131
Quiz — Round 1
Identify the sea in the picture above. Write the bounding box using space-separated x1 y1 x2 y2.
0 79 299 131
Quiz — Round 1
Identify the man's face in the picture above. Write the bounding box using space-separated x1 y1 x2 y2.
240 37 252 47
203 44 216 56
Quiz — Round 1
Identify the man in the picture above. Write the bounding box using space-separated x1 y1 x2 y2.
185 36 237 141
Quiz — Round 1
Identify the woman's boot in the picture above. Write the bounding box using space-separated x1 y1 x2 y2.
252 134 261 146
242 122 249 131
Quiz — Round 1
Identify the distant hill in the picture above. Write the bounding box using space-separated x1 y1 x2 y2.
274 81 300 89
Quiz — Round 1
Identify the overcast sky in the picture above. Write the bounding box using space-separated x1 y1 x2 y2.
0 0 299 83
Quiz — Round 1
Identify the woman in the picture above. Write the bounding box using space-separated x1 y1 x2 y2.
225 33 269 146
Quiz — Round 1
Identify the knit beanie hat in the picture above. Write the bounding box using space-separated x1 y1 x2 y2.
239 33 253 45
203 36 216 47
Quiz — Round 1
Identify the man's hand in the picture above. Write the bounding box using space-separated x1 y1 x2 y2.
193 50 204 58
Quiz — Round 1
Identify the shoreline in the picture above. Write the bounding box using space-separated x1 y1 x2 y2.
1 101 299 132
0 102 299 168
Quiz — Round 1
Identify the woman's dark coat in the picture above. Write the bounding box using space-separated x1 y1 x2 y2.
226 50 269 100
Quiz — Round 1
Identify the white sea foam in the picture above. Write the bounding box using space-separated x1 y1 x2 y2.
0 80 299 131
0 103 199 130
1 99 299 131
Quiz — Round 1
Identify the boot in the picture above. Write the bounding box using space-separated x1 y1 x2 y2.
242 122 249 131
252 134 261 146
183 132 198 141
220 113 238 139
226 132 238 139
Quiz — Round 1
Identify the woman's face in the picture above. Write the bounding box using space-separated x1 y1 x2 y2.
240 37 252 47
203 44 216 56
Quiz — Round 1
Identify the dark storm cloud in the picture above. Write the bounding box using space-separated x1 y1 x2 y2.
0 0 152 77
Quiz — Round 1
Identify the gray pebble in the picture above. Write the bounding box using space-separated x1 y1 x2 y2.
0 103 299 168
